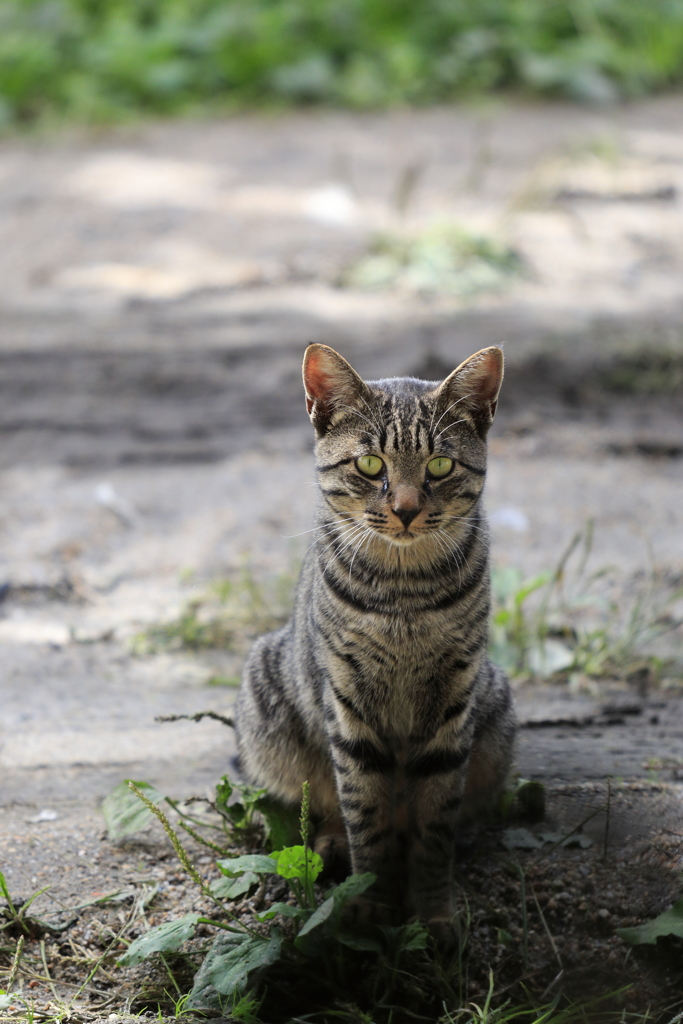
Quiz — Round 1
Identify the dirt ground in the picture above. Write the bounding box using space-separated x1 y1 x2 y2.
1 97 683 1021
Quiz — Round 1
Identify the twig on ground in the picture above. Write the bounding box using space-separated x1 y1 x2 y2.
155 711 234 728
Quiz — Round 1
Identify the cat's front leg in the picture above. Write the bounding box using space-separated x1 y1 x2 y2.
328 730 405 921
404 751 471 928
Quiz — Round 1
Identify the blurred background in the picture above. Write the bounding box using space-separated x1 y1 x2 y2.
1 0 683 836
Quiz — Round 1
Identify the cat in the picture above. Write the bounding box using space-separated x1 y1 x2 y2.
234 343 515 932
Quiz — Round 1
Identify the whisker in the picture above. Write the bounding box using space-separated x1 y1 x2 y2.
433 417 468 444
430 394 471 440
337 405 377 432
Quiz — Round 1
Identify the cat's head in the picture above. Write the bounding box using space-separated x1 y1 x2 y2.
302 344 503 549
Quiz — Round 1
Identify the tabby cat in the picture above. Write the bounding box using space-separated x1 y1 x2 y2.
234 343 515 931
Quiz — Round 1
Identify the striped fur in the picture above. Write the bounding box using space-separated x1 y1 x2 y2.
234 344 515 928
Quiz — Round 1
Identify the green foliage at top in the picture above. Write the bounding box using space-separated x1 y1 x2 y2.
4 0 683 126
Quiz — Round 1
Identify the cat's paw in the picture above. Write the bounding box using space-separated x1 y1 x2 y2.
343 894 394 928
426 914 461 951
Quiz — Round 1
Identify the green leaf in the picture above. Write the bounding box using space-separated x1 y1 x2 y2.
256 798 300 850
398 919 429 951
617 898 683 946
292 873 378 953
117 913 201 966
513 572 552 606
255 902 309 922
272 845 323 883
215 775 263 828
187 931 242 1011
208 933 282 995
210 872 259 900
296 893 334 938
216 855 277 877
325 872 377 908
102 780 165 840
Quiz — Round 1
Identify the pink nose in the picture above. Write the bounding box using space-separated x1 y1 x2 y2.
392 484 421 529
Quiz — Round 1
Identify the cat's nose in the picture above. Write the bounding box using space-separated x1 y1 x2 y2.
394 507 419 529
392 484 421 529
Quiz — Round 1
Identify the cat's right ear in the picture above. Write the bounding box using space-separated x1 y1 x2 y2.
302 344 370 434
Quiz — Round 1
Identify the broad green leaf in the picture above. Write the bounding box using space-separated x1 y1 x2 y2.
324 872 377 908
216 855 277 877
398 920 429 951
210 872 259 900
117 913 201 966
272 845 323 883
187 931 243 1012
296 893 334 938
209 933 282 995
215 775 268 828
102 780 165 840
255 902 309 922
256 798 300 850
294 873 378 952
617 899 683 946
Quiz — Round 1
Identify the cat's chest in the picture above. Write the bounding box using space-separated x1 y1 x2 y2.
323 619 476 736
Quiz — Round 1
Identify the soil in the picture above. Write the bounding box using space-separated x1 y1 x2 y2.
1 97 683 1022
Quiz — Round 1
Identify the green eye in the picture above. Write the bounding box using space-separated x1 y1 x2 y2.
427 456 453 478
356 455 384 477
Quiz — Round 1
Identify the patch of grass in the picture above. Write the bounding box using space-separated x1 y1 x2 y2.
206 673 241 687
342 222 526 297
5 0 683 129
490 524 683 682
601 350 683 396
134 564 296 656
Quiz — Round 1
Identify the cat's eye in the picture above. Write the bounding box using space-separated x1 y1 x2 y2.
356 455 384 477
427 456 453 478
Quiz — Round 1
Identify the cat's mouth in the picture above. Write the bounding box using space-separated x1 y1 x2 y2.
389 529 418 545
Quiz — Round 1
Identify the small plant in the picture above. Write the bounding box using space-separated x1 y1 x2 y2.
102 773 298 852
0 872 65 941
489 524 683 681
117 780 387 1017
343 223 525 297
134 565 295 656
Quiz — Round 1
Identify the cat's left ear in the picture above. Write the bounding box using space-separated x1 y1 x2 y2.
436 346 503 436
303 343 371 435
